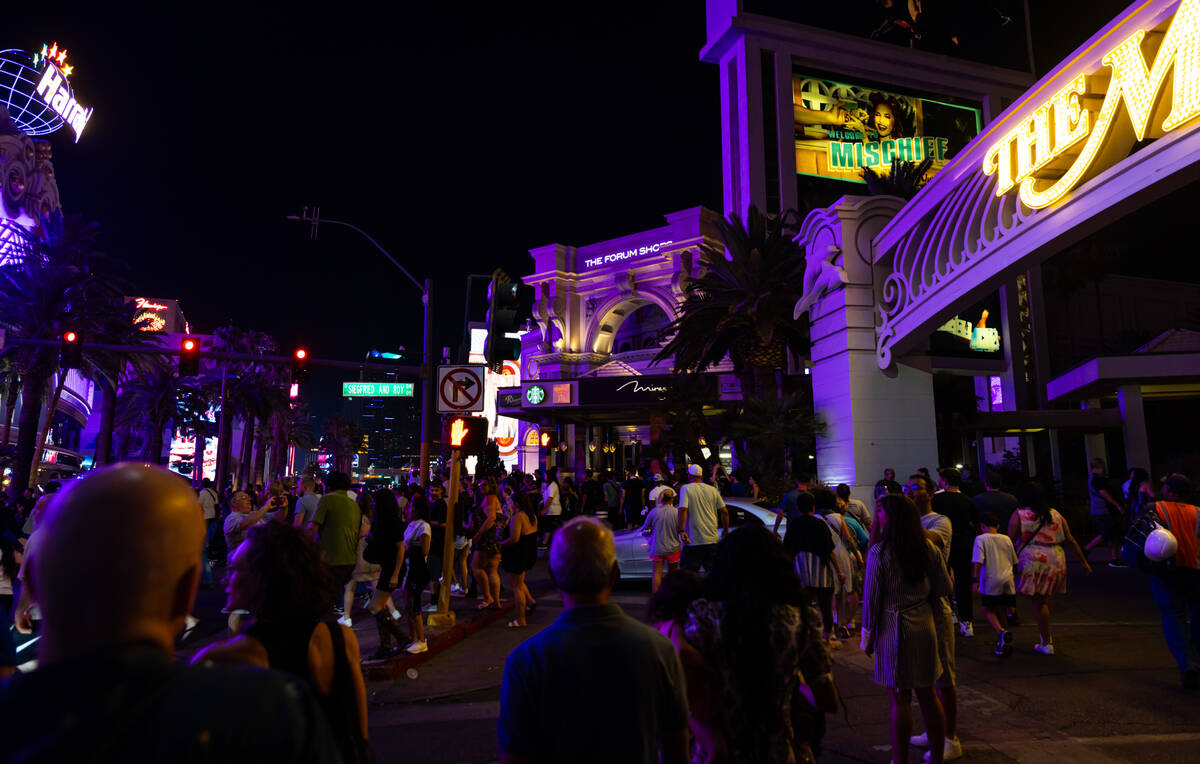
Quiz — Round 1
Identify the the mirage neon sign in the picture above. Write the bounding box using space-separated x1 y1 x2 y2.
984 0 1200 208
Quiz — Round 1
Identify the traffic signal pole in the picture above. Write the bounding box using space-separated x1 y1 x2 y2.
428 444 459 629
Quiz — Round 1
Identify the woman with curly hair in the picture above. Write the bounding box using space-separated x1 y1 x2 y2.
685 525 837 762
194 521 371 762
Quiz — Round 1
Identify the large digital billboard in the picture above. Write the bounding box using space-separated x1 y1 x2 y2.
793 74 981 184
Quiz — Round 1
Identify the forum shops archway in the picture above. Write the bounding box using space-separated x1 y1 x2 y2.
793 0 1200 498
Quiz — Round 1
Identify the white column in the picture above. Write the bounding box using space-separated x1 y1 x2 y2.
805 197 937 505
1118 385 1151 471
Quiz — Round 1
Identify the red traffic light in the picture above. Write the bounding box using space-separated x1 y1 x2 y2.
182 338 197 352
63 331 77 343
295 348 308 360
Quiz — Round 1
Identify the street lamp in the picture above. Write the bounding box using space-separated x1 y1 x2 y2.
287 207 436 487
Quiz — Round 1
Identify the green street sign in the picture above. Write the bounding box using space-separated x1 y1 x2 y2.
342 382 414 397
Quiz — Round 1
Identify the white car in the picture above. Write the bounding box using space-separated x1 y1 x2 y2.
613 498 784 580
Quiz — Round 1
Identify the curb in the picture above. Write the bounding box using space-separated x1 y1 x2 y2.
363 602 516 681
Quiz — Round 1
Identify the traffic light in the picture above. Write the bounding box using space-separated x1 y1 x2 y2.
178 336 200 376
60 330 81 369
539 430 558 450
444 416 488 455
484 268 535 371
293 348 310 384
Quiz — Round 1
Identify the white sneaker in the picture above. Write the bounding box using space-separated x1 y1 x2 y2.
390 609 402 620
1034 641 1056 655
923 736 963 761
183 615 199 637
405 640 428 654
450 583 463 594
421 603 438 613
337 616 353 628
959 621 974 638
910 732 930 747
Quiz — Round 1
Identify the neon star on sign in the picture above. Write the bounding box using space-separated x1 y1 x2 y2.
984 0 1200 209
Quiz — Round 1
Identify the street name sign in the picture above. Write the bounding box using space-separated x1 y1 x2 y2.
342 382 414 397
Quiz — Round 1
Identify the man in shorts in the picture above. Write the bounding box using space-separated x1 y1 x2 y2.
1084 457 1127 566
678 464 728 573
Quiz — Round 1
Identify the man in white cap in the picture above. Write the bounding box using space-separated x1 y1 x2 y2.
678 463 728 573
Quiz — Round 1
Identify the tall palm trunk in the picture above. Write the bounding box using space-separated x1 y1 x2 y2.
252 427 267 487
11 370 51 497
192 435 206 487
2 379 19 446
238 416 255 489
143 418 166 465
94 377 117 465
270 412 287 482
30 373 67 484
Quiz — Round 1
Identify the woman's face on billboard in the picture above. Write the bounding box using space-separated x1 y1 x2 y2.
873 103 895 137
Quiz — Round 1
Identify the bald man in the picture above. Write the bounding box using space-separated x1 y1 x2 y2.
498 517 688 764
0 463 339 764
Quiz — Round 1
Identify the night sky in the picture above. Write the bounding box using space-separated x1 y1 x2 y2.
5 0 1141 420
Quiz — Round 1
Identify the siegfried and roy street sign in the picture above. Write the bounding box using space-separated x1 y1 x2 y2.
984 0 1200 209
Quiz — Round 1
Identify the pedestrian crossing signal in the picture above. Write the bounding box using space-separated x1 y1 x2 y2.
444 416 487 455
539 430 557 449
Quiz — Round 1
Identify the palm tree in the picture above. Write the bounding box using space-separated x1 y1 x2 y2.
861 157 934 200
115 360 180 464
320 414 363 474
728 394 825 502
175 377 217 484
0 213 126 495
210 325 280 489
653 205 809 399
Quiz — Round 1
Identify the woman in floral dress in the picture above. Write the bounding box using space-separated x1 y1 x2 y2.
1007 482 1091 655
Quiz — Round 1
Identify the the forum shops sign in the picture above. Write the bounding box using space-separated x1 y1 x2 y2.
984 0 1200 209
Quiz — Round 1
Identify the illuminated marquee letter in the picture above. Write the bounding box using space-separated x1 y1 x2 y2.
986 0 1200 209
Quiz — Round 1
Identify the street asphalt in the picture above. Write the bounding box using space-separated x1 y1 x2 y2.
177 555 1200 763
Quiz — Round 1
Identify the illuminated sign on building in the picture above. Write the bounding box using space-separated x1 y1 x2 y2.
984 0 1200 208
793 74 980 183
31 43 91 142
582 239 674 269
127 297 187 334
551 383 572 404
525 385 546 405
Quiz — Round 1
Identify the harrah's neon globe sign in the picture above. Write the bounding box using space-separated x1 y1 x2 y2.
32 42 92 143
984 0 1200 208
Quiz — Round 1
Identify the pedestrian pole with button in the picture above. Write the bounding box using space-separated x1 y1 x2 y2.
428 443 459 629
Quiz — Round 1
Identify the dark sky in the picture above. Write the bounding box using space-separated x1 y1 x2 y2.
6 0 1138 419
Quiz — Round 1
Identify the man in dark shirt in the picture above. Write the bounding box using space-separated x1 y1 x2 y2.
973 474 1019 532
0 463 339 764
580 469 603 516
875 467 902 498
427 482 448 609
1084 457 1127 566
498 517 688 763
620 470 648 530
932 467 980 637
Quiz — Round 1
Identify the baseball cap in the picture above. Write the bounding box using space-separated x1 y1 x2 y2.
687 464 703 477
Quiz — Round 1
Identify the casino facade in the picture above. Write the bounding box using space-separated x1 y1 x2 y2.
501 0 1200 505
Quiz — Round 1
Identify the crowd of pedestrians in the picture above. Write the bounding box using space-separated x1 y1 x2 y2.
1 453 1198 763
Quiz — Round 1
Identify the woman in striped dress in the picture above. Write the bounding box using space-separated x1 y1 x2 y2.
862 494 952 764
783 490 841 645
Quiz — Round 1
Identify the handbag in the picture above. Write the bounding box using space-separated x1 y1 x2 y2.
1013 515 1046 578
362 532 384 565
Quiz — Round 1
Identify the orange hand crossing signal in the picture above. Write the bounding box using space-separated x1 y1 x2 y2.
443 417 487 455
449 418 468 448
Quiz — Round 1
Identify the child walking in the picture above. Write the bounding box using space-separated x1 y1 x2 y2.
972 512 1019 657
642 487 680 593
